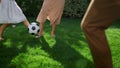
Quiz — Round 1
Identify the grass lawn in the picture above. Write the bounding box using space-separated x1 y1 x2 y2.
0 18 120 68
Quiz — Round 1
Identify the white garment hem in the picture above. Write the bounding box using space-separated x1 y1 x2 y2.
0 18 26 24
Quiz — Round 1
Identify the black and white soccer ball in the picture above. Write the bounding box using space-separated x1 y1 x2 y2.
28 22 40 35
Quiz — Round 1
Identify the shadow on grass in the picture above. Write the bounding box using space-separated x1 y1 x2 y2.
0 18 94 68
40 36 94 68
0 30 93 68
0 31 40 68
0 42 22 68
37 18 94 68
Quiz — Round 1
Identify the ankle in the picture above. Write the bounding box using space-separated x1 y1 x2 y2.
38 32 44 35
0 37 4 40
51 31 55 35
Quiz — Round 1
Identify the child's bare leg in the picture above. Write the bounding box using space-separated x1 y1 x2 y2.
51 23 56 37
0 24 8 40
36 22 44 38
23 19 30 27
39 22 44 34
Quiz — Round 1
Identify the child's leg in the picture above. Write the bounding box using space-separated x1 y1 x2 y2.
51 23 56 37
39 22 44 35
23 19 30 27
0 24 8 40
36 22 44 38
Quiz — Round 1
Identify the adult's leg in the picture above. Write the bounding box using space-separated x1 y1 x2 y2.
0 24 8 40
81 0 120 68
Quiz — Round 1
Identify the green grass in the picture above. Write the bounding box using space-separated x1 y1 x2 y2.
106 20 120 68
0 18 120 68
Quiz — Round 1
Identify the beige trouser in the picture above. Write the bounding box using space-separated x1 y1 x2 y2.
81 0 120 68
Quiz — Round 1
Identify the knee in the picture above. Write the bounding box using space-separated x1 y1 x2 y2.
81 22 90 33
81 21 98 35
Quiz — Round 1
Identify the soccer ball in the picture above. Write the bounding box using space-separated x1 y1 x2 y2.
28 22 40 35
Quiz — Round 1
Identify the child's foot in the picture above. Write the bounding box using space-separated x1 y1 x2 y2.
0 37 4 41
51 33 56 38
12 24 16 28
51 31 56 38
35 32 44 38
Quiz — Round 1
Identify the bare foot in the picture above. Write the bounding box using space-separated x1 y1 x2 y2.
0 37 4 41
51 33 56 38
35 32 44 38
